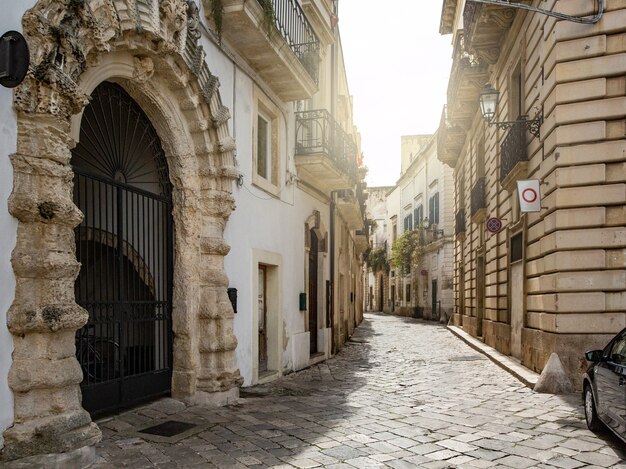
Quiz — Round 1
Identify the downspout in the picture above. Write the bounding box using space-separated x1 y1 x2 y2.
329 0 339 354
329 196 336 355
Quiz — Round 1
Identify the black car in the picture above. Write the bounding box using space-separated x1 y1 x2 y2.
582 328 626 442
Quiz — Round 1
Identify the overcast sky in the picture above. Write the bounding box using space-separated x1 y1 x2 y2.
339 0 454 187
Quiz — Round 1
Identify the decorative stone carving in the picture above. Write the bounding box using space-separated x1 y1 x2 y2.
160 0 189 51
3 0 241 465
133 55 155 83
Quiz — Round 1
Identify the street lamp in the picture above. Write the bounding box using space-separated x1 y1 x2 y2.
479 84 499 123
478 83 542 138
0 31 29 88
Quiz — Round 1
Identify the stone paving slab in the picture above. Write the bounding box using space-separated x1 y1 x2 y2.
93 313 626 468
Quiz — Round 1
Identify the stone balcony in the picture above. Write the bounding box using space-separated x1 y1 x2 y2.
295 109 359 194
216 0 319 101
437 105 465 168
336 188 365 231
463 1 518 64
354 229 368 253
446 32 488 131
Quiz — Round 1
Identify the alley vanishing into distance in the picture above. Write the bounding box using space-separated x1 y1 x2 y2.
93 314 625 469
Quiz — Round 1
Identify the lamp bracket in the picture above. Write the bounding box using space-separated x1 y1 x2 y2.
467 0 604 24
490 115 542 139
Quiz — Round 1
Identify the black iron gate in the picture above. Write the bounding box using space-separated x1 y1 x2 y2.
72 82 173 416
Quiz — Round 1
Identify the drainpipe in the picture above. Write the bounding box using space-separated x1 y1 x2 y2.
329 0 339 355
329 196 336 355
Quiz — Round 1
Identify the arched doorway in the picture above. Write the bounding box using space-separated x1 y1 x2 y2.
71 82 174 415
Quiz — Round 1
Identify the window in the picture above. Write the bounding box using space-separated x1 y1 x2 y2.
510 62 523 120
413 205 423 227
406 284 411 303
403 214 413 231
253 88 280 195
476 138 485 179
256 113 270 180
510 232 523 263
428 193 440 225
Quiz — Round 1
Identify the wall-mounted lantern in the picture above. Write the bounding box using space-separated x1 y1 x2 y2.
0 31 29 89
479 84 542 138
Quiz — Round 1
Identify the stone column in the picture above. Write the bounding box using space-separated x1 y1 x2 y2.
191 191 243 406
1 114 100 466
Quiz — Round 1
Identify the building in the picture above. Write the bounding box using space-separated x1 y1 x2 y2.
372 135 455 319
0 0 366 466
438 0 626 386
364 186 393 312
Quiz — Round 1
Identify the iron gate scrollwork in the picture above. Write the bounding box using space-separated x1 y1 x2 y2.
72 82 174 416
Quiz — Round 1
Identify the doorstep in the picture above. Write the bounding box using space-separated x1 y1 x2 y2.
447 325 539 389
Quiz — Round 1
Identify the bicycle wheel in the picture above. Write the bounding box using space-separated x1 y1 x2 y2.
92 338 120 381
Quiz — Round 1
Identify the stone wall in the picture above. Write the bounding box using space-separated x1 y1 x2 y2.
1 0 242 465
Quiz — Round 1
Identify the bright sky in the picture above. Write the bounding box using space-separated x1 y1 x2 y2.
339 0 454 187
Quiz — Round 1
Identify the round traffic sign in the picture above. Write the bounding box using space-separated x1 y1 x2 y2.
522 188 537 203
486 217 503 234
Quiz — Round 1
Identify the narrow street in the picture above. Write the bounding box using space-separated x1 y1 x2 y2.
94 314 626 469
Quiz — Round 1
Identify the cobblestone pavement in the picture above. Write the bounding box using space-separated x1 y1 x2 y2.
93 313 626 468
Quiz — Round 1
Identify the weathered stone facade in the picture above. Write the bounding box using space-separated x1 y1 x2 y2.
2 0 242 465
439 0 626 388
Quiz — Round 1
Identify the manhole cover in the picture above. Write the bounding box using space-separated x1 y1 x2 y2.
139 420 196 437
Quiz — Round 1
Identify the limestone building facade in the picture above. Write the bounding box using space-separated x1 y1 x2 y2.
364 186 393 312
0 0 366 466
373 135 455 319
438 0 626 386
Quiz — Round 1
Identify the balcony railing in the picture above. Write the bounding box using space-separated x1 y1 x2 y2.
470 176 486 218
295 109 359 182
500 122 528 183
455 209 466 236
260 0 319 84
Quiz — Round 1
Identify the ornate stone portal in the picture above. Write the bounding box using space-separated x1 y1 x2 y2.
2 0 242 465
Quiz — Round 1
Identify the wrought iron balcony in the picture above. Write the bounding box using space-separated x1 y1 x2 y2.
455 209 466 237
216 0 319 100
463 1 516 64
470 176 487 223
261 0 319 82
500 121 529 188
295 109 360 193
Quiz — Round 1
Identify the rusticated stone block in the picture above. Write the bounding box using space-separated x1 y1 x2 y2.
1 410 100 461
8 303 88 335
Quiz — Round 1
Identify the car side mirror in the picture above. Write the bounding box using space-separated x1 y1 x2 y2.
585 350 604 362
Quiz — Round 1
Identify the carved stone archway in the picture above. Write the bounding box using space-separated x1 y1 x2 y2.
2 0 242 466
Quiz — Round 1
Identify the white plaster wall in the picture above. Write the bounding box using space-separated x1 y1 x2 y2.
0 0 36 449
213 38 333 384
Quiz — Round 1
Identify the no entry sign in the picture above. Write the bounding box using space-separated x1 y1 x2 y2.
486 217 503 234
517 179 542 212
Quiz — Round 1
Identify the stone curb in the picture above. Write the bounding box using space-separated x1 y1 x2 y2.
447 325 539 389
